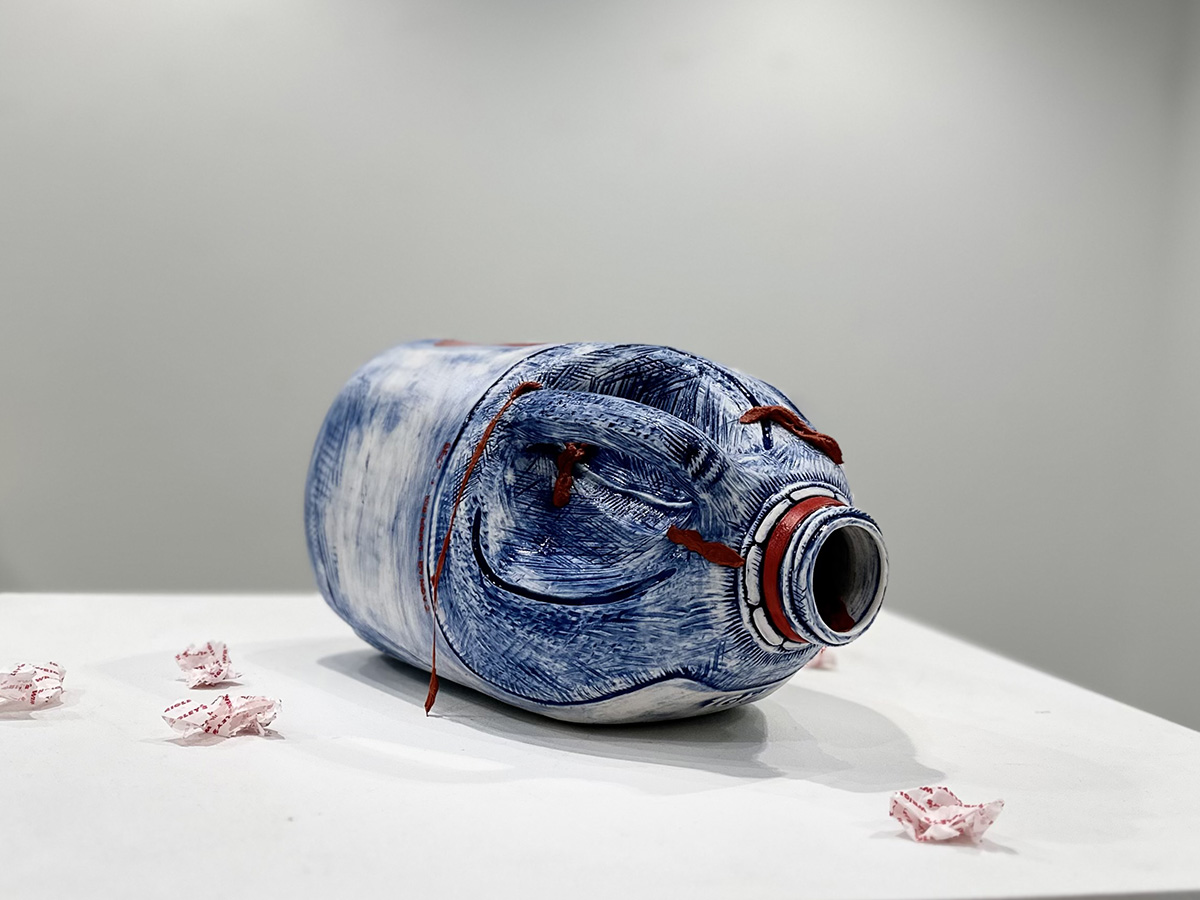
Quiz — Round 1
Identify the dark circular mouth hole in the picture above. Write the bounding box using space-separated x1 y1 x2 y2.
812 525 883 633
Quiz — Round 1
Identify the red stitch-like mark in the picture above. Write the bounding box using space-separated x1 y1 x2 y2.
552 443 590 507
425 382 544 714
739 406 843 464
666 525 745 568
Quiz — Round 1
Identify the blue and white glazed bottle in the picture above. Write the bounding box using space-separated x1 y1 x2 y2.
305 341 887 724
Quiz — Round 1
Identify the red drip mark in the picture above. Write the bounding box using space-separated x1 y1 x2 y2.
761 496 843 643
424 668 440 715
552 443 590 507
425 381 544 714
740 406 843 465
667 525 745 568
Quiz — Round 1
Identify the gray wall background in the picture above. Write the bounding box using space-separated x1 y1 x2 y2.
3 0 1198 729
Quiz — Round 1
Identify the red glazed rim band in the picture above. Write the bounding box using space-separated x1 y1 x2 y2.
760 496 845 643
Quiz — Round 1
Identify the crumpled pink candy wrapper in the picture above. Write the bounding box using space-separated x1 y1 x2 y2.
162 694 280 738
808 647 837 669
0 662 66 707
890 786 1004 843
175 641 241 687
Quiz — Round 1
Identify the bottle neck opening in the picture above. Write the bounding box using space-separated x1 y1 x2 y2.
743 490 887 649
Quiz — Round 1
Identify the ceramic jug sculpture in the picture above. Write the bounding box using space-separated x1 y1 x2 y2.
305 341 887 723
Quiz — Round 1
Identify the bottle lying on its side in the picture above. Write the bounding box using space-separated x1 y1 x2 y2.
305 340 887 724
